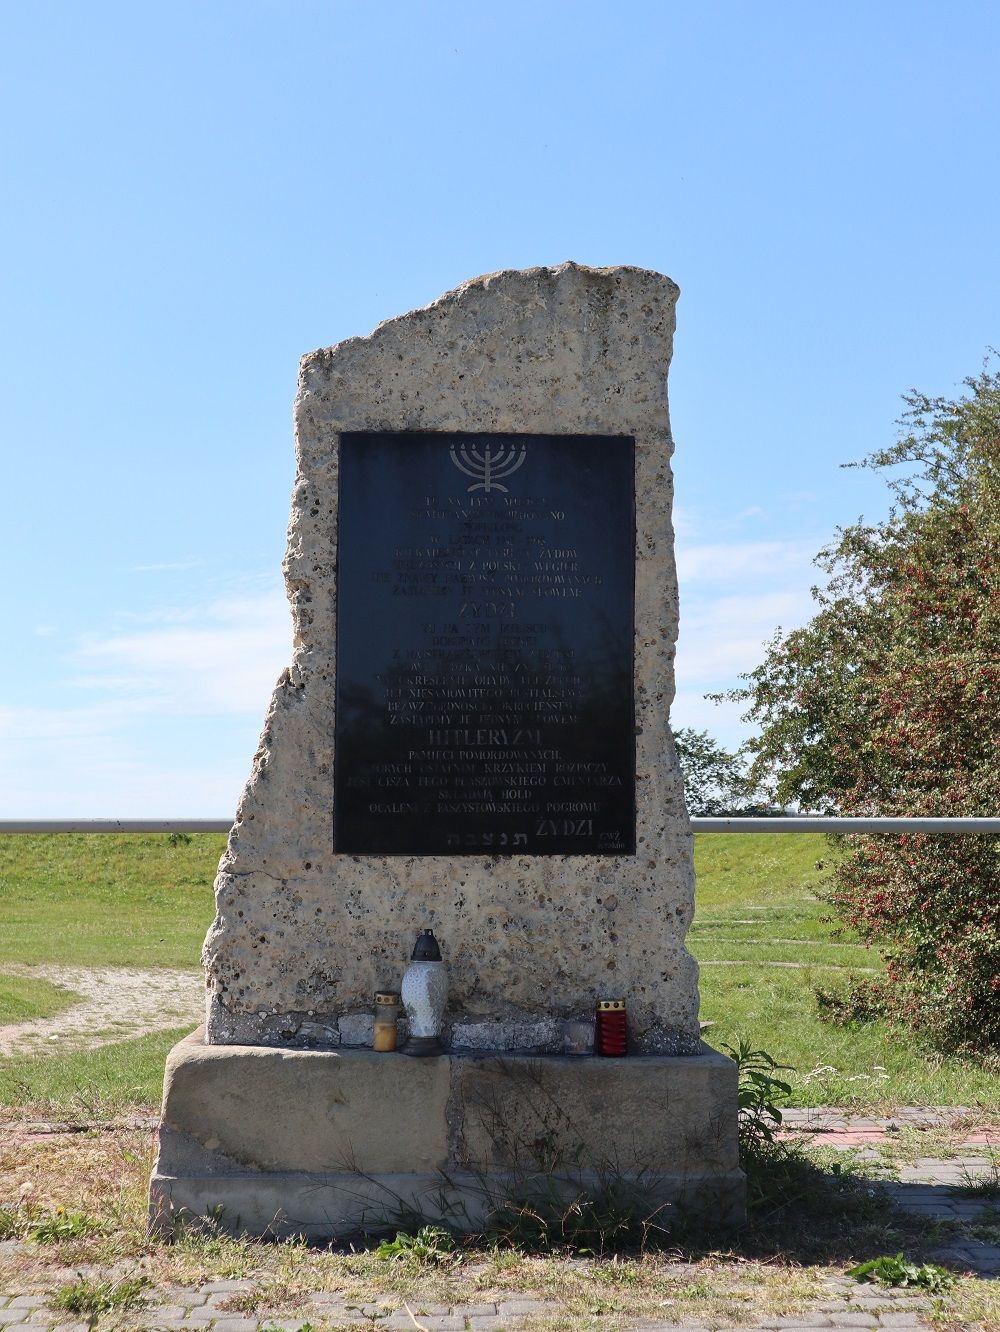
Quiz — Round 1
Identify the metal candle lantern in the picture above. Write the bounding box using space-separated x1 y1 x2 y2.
595 998 627 1056
373 991 400 1052
400 928 448 1056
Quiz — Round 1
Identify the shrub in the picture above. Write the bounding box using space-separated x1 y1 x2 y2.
727 362 1000 1052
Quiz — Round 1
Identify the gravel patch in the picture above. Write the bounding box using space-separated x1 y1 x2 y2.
0 964 203 1055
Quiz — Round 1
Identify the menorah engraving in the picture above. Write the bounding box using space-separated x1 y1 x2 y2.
449 440 527 493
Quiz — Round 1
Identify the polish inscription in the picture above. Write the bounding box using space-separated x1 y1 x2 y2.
334 432 636 855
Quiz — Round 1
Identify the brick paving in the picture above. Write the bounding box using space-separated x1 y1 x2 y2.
1 1111 997 1330
0 1295 949 1332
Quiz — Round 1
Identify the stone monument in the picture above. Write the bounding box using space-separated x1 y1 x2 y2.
149 262 745 1236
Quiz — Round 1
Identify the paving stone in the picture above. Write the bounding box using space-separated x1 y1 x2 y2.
210 1320 261 1332
776 1319 833 1328
201 1281 255 1294
456 1305 499 1317
207 1291 256 1308
828 1316 879 1327
497 1300 550 1315
876 1316 927 1327
651 1325 709 1331
409 1319 465 1331
161 1288 208 1305
6 1302 44 1312
466 1319 506 1332
626 1325 694 1332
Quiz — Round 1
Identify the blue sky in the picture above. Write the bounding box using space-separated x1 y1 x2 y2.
2 1 998 816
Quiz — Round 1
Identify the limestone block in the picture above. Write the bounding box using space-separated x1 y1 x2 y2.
158 1030 449 1174
455 1046 739 1173
201 262 698 1052
149 1035 745 1238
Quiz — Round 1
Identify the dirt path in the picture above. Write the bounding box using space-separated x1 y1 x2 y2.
0 964 203 1056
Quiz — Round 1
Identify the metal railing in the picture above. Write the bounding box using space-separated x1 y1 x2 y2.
2 818 1000 835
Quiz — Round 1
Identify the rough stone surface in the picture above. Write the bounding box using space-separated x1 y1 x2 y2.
455 1045 740 1173
201 261 696 1053
450 1018 563 1052
336 1013 374 1047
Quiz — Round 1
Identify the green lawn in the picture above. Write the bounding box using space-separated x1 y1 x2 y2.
691 834 1000 1108
0 975 79 1025
0 832 997 1112
0 1026 189 1108
0 833 222 968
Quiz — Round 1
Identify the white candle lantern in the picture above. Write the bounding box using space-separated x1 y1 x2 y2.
401 928 448 1056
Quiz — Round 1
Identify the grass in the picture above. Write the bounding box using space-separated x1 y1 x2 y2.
0 975 79 1025
958 1146 1000 1198
51 1273 149 1316
0 1027 190 1111
0 1120 998 1331
0 832 997 1113
0 833 222 968
0 833 998 1325
691 834 1000 1110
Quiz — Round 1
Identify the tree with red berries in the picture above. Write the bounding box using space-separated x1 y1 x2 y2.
730 362 1000 1052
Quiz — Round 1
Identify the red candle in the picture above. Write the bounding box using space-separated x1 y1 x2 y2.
596 998 627 1056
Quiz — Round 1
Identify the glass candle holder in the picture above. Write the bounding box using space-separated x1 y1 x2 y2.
596 998 627 1056
373 991 401 1052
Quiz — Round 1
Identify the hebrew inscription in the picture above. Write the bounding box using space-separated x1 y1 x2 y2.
334 432 636 855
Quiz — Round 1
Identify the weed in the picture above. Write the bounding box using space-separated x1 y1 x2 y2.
217 1280 308 1314
958 1141 1000 1198
29 1205 103 1242
588 1257 643 1286
374 1224 456 1263
486 1171 672 1255
0 1201 102 1243
345 1305 392 1325
847 1253 956 1291
724 1033 793 1150
721 1038 793 1153
51 1272 150 1316
678 1279 713 1299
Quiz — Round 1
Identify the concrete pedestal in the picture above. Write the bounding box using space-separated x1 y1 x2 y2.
149 1030 745 1238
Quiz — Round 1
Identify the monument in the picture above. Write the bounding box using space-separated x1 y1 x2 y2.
149 262 745 1236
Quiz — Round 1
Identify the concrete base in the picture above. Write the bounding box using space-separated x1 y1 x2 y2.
149 1030 745 1238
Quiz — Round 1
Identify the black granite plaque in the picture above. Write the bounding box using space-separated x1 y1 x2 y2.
334 432 636 855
